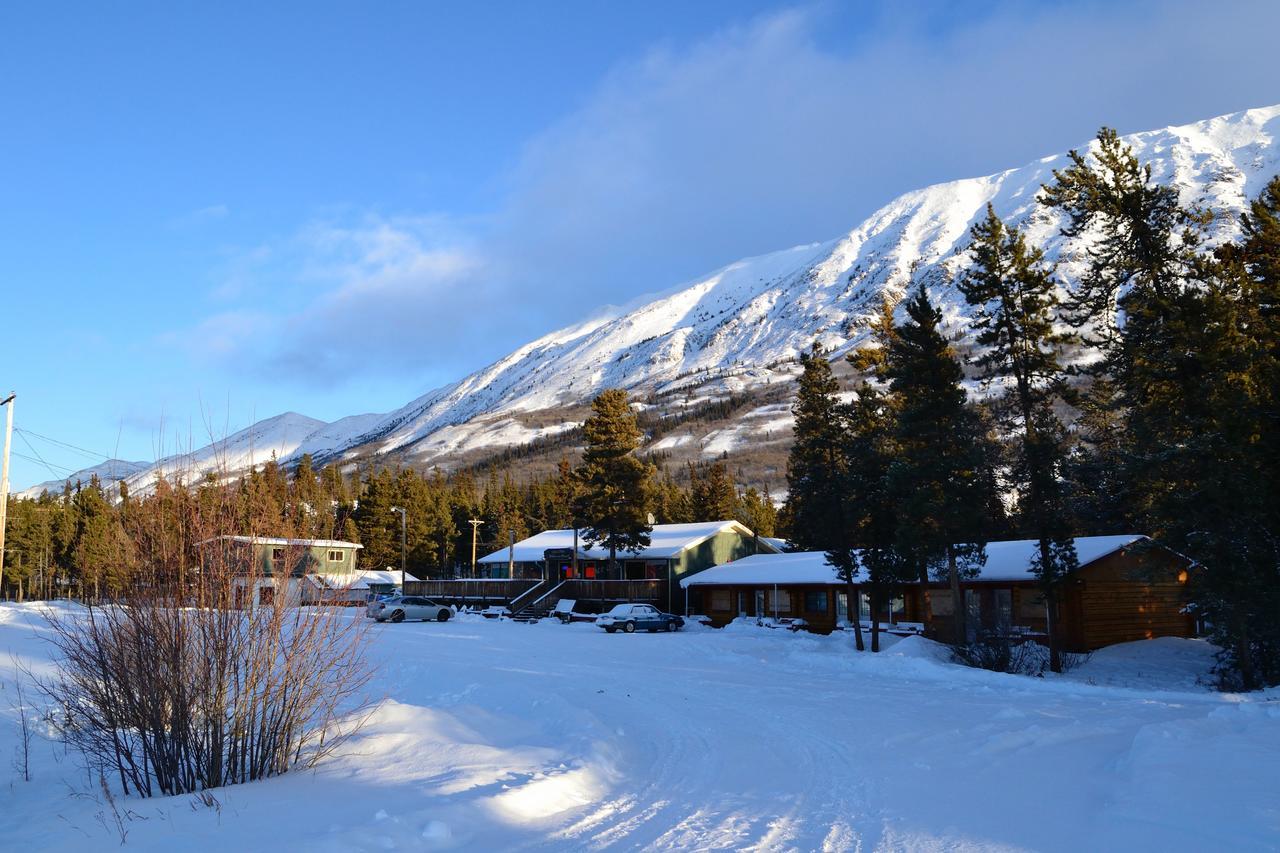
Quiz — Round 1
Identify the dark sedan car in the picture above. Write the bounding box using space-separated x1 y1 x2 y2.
596 603 684 633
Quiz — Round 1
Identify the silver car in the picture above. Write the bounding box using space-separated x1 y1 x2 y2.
370 595 452 623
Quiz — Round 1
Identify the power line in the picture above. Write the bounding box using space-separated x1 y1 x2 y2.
12 452 75 476
14 427 115 462
15 430 69 480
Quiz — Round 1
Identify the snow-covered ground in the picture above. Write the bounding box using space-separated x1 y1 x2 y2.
1 603 1277 851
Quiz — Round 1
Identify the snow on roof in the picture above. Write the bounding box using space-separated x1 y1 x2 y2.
198 536 363 549
478 520 774 563
680 535 1149 587
682 550 845 587
306 569 418 590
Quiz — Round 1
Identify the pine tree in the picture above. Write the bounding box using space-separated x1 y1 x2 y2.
1040 127 1197 357
735 486 777 541
884 285 994 645
784 343 864 650
573 389 656 577
1045 133 1280 688
959 204 1078 671
690 461 737 521
1063 377 1132 533
823 301 916 652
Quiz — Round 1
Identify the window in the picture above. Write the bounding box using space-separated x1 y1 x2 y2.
767 589 791 613
328 550 345 563
803 590 828 613
709 590 731 611
1019 591 1046 619
271 548 285 562
995 589 1012 629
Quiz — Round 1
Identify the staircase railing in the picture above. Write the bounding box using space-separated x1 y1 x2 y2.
523 580 571 614
507 579 551 613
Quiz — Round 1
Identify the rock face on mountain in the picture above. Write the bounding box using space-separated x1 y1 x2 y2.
27 105 1280 497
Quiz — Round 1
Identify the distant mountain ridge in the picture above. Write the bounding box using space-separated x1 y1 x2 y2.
21 104 1280 498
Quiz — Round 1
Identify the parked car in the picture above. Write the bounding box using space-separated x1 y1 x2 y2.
364 593 397 619
597 603 683 633
370 595 452 623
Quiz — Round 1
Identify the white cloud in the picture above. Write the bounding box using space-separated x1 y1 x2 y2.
183 0 1280 389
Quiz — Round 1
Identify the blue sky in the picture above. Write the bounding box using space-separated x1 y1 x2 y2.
3 0 1278 489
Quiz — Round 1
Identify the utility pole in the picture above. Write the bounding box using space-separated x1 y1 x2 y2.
468 518 484 578
0 393 14 600
390 506 407 590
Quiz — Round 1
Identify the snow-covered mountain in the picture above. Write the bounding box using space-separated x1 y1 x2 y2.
25 105 1280 497
17 459 152 500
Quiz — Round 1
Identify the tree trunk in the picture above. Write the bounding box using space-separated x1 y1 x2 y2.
915 560 934 639
1040 538 1062 674
870 588 881 653
847 580 864 652
948 546 965 646
1236 617 1256 691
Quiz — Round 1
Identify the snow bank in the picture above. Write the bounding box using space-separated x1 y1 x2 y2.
1 603 1276 851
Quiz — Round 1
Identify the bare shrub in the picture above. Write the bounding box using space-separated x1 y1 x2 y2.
10 678 33 782
37 477 377 798
951 633 1090 676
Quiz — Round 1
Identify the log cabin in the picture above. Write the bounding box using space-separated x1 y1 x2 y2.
681 535 1194 652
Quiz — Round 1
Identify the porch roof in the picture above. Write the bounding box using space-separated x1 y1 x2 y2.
680 535 1149 587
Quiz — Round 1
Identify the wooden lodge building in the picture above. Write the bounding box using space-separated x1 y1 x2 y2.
681 535 1195 652
476 520 777 582
407 521 781 617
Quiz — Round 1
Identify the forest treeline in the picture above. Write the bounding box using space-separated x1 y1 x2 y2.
2 450 776 598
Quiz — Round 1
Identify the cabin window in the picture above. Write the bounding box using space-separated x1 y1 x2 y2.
858 593 871 621
836 592 848 621
931 591 954 616
995 589 1013 629
767 589 791 613
709 590 731 611
1019 592 1046 619
271 548 285 562
803 590 828 613
327 550 345 563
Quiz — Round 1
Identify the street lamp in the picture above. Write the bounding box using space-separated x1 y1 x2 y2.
390 506 407 590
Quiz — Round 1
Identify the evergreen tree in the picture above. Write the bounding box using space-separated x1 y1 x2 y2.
958 204 1078 671
735 486 777 542
1062 377 1132 533
784 343 864 650
1045 133 1280 687
572 389 656 577
826 301 914 652
884 285 994 645
690 461 737 521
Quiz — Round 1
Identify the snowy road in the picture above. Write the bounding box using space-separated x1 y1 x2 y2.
1 604 1277 851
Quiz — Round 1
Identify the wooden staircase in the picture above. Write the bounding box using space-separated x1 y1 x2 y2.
509 580 568 622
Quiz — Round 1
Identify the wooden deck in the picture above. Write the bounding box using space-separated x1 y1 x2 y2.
403 577 671 616
402 579 540 606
